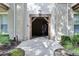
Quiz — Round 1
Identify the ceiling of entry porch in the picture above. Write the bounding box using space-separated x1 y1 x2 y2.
72 3 79 12
0 3 9 12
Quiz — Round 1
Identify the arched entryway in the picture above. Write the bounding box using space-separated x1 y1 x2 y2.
32 17 48 37
30 14 51 39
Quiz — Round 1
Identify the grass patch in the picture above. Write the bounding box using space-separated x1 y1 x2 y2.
8 48 25 56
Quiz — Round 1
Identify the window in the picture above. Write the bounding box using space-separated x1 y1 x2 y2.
0 15 8 34
74 14 79 24
1 24 8 33
74 25 79 33
74 14 79 33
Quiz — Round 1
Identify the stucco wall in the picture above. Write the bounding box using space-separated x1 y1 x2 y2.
8 4 14 39
55 3 68 41
68 3 74 35
27 3 56 40
16 3 25 41
8 3 28 41
27 3 70 41
8 3 74 41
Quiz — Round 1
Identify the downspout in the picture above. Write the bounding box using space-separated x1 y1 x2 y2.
22 3 27 40
13 3 16 38
23 3 26 40
54 3 57 41
13 4 18 44
67 3 68 35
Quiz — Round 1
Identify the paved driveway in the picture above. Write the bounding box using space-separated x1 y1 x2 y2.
17 37 63 56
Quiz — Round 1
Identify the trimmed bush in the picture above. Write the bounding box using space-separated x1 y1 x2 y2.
8 48 25 56
0 34 10 45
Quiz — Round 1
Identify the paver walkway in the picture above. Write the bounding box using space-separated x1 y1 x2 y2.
17 36 63 56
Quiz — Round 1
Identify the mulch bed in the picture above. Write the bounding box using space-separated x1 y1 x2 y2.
0 40 21 56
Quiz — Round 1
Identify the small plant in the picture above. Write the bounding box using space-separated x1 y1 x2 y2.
8 48 25 56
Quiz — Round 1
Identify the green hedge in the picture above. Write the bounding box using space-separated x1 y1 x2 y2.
0 34 10 45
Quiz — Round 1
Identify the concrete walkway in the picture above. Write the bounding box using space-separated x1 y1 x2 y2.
17 37 63 56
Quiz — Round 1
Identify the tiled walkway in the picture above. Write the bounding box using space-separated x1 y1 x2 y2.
17 37 63 56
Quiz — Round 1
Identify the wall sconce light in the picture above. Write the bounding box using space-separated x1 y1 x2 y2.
38 9 42 17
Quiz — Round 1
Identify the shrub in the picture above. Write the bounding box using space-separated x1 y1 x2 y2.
61 35 72 45
61 35 79 56
72 48 79 55
63 44 74 49
60 35 74 50
8 48 25 56
0 34 10 45
71 34 79 46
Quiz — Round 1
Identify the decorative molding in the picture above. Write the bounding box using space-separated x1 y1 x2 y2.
72 3 79 11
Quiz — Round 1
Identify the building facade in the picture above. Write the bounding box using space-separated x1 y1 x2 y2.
0 3 78 42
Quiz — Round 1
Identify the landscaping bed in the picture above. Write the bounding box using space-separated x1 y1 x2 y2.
0 34 21 56
60 34 79 56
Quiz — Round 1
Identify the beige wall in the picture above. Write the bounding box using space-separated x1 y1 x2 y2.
16 3 25 41
8 3 28 41
8 4 14 39
8 3 75 41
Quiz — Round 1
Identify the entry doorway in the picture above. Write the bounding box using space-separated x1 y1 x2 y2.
30 14 51 39
32 17 48 37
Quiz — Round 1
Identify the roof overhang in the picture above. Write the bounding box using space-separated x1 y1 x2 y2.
0 3 9 12
72 3 79 12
